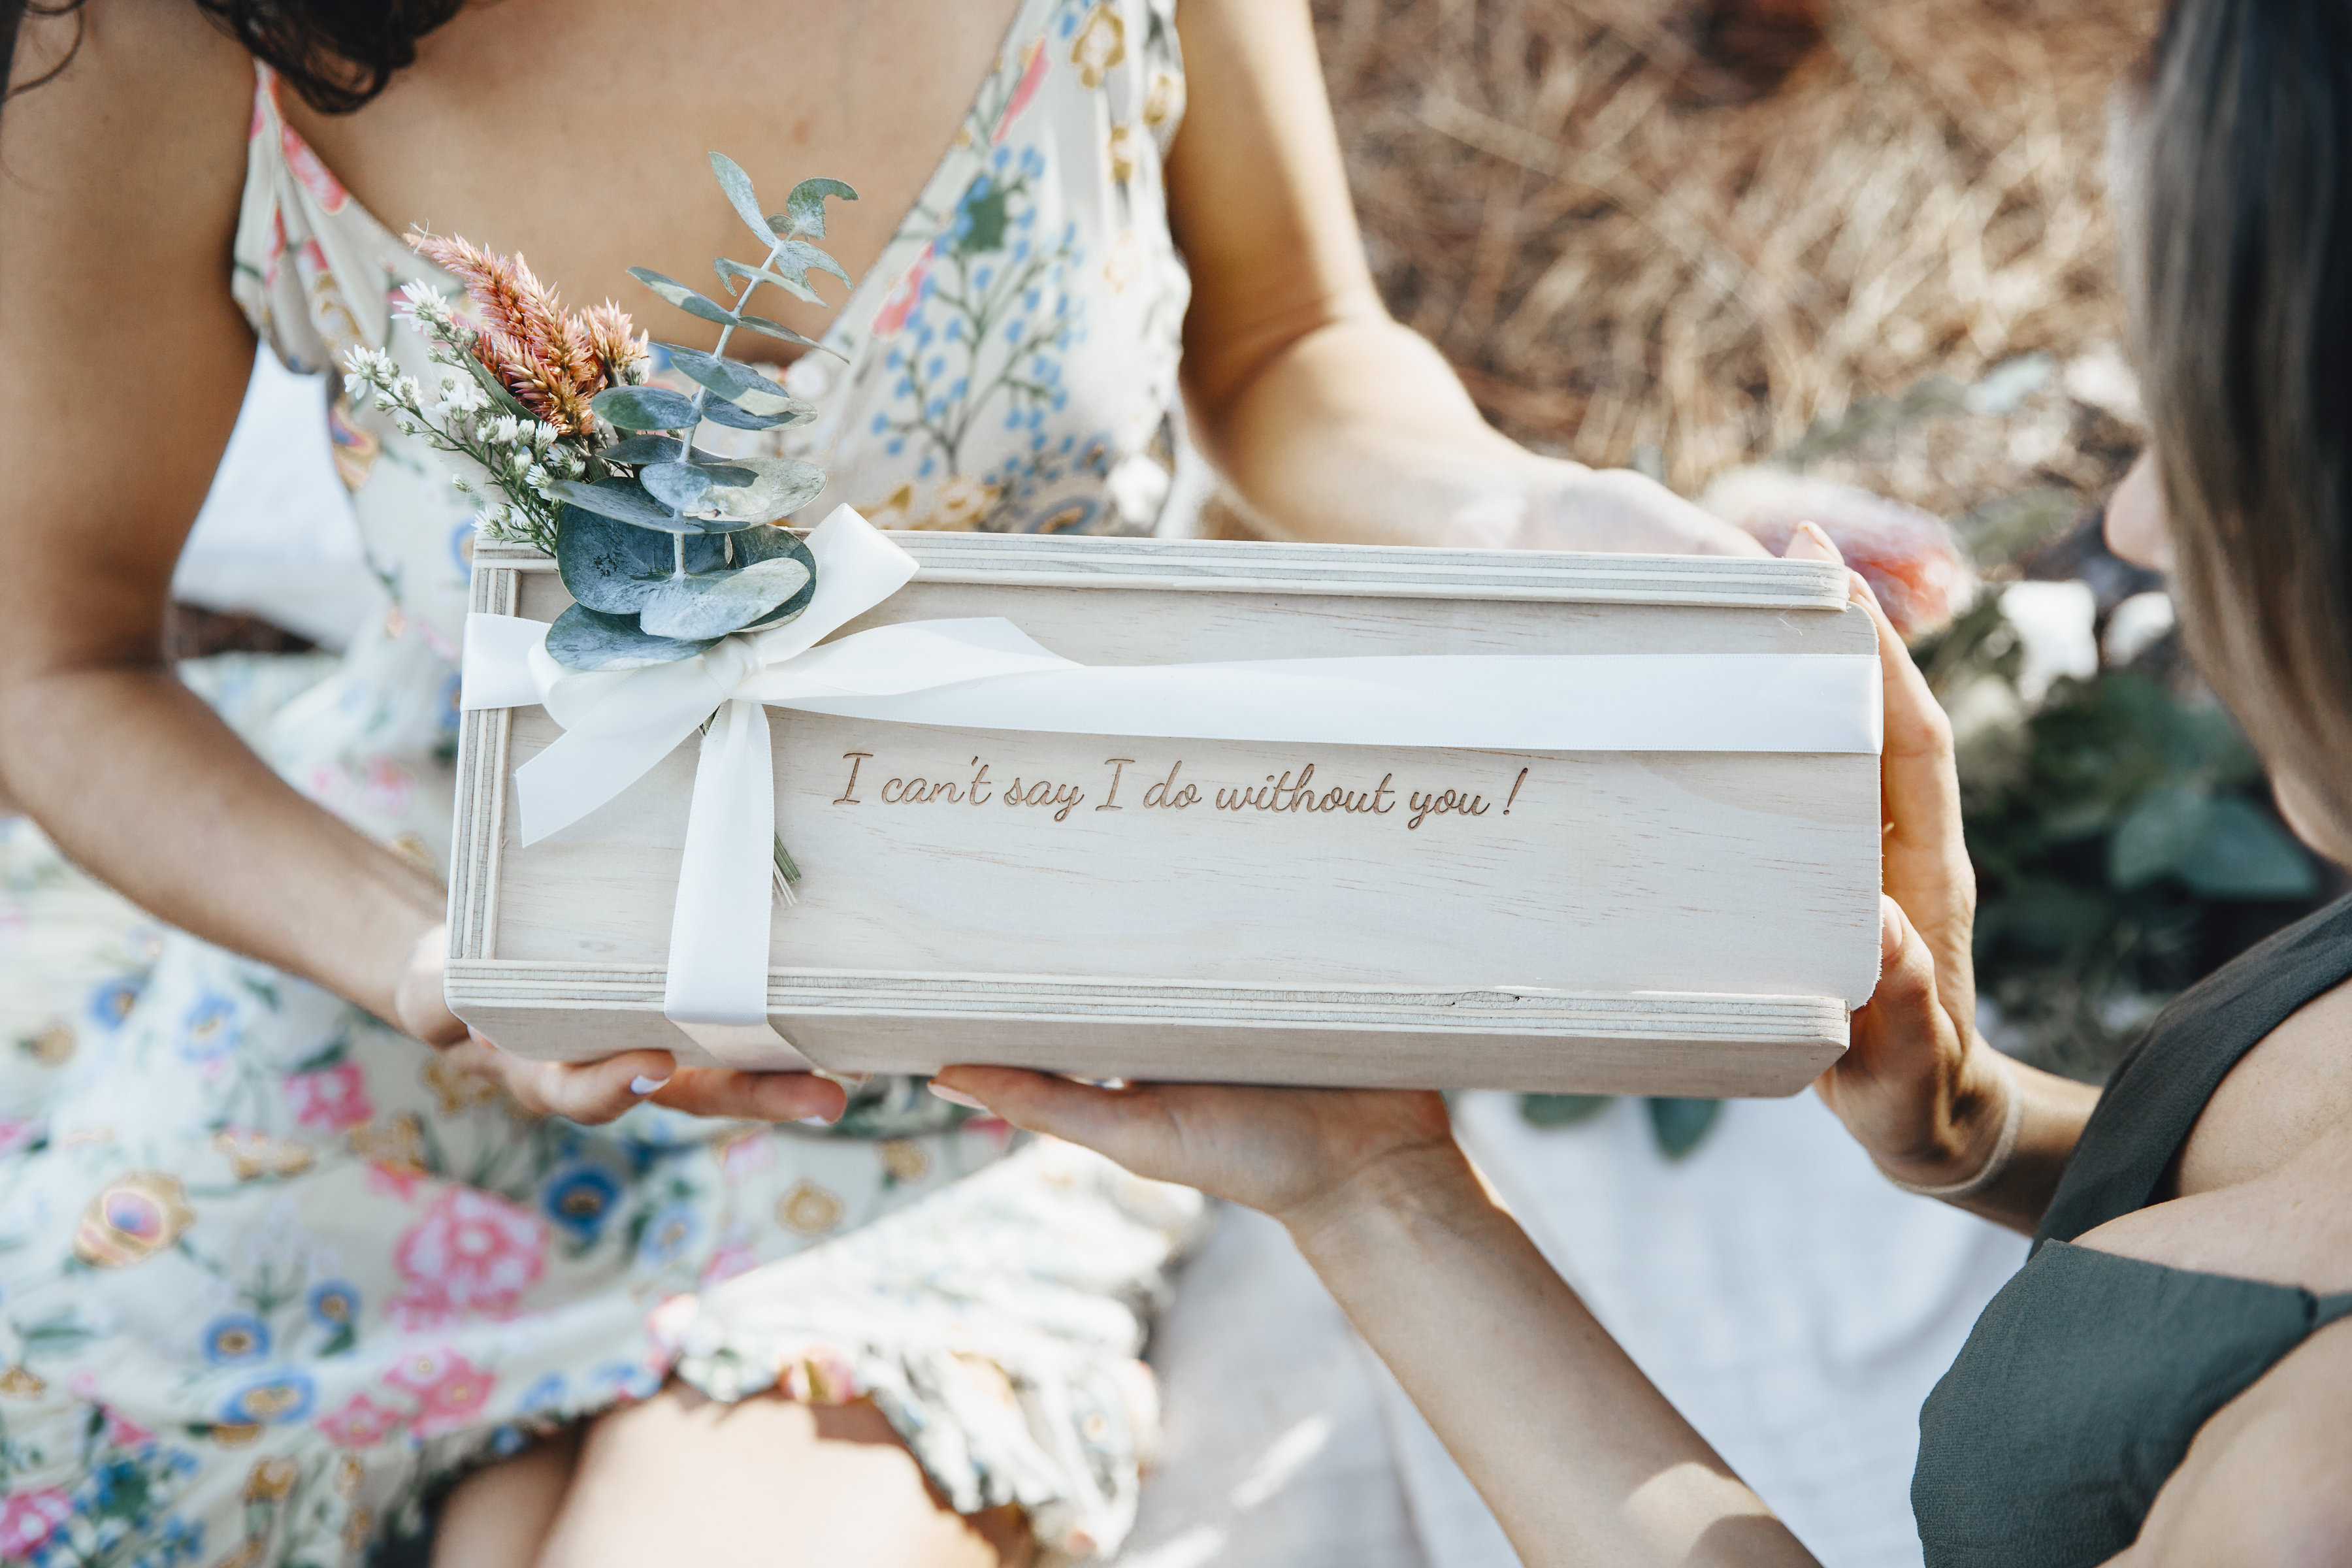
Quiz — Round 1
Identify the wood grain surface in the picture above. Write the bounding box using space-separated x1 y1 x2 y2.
449 532 1880 1094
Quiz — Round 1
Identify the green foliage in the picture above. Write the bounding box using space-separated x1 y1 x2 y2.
1929 596 2321 1079
1517 1093 1723 1159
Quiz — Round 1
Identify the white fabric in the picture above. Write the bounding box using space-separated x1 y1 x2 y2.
172 348 382 649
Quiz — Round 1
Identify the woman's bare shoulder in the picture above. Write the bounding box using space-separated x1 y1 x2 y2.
5 0 250 196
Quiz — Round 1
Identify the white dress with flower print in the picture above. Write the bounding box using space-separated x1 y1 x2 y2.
0 4 1201 1565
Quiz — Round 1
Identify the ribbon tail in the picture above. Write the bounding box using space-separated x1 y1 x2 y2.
661 698 813 1071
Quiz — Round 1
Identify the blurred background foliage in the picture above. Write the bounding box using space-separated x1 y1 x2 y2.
1295 0 2336 1147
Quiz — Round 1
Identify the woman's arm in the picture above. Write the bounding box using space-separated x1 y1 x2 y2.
1166 0 1765 557
0 4 838 1126
930 538 2105 1556
932 1074 1816 1568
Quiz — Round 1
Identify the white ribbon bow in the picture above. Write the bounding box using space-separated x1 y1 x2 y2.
462 506 1882 1068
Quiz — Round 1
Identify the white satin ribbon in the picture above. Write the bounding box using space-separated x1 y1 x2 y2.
462 506 1882 1066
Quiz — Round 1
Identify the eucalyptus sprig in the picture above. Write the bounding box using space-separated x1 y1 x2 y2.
344 153 858 676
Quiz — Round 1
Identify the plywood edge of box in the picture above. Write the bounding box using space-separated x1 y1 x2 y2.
444 958 1848 1096
470 533 1853 608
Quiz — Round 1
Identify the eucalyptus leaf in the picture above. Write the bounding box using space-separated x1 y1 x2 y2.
773 176 857 240
715 256 824 307
546 603 717 672
661 346 811 417
708 152 779 247
734 313 848 362
555 507 723 613
601 434 685 466
640 461 715 512
638 556 816 640
547 478 698 533
698 398 804 433
733 527 818 627
626 266 738 327
591 385 700 432
703 455 827 525
777 239 852 287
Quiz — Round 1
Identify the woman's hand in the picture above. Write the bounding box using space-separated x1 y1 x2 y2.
394 928 847 1127
930 1069 1468 1233
1784 525 2019 1190
1383 446 1771 558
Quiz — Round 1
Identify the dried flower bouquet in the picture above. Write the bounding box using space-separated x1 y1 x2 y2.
342 154 855 676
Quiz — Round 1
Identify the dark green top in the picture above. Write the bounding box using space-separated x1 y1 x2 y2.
1912 894 2352 1567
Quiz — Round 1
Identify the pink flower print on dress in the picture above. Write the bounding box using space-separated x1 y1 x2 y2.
0 1119 39 1157
409 1352 497 1439
699 1243 757 1286
871 245 935 341
285 1062 374 1133
318 1391 407 1448
281 125 351 214
104 1408 157 1450
994 37 1049 145
0 1488 73 1560
359 759 414 817
387 1188 549 1329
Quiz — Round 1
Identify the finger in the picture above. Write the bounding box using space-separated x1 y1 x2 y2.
931 1066 1174 1166
1782 519 1842 564
510 1047 680 1126
1848 897 1955 1081
649 1068 847 1124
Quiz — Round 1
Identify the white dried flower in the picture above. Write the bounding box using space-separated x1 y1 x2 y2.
531 422 560 451
525 465 552 493
491 414 523 446
451 474 476 495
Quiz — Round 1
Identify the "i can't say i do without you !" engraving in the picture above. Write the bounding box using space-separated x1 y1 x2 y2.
830 754 1534 831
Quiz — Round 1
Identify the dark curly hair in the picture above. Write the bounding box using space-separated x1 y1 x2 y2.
3 0 461 113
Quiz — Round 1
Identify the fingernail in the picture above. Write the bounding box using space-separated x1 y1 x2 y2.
794 1112 839 1127
1786 521 1843 564
629 1075 670 1096
928 1083 988 1111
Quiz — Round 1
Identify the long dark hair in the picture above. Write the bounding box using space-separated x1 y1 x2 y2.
3 0 460 112
2131 0 2352 826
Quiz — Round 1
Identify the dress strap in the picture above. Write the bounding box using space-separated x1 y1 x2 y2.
2034 894 2352 1249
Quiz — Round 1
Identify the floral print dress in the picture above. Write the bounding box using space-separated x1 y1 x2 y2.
0 3 1201 1564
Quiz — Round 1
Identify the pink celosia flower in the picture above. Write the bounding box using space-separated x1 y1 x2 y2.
387 1188 548 1329
285 1062 374 1134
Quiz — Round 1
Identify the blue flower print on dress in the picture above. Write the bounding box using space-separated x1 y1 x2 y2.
88 973 146 1032
634 1200 702 1269
543 1165 622 1245
201 1313 271 1365
217 1367 316 1426
176 989 240 1065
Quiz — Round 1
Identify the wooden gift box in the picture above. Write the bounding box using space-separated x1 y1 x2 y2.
446 534 1879 1096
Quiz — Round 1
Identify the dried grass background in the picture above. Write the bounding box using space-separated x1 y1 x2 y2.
1311 0 2160 515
